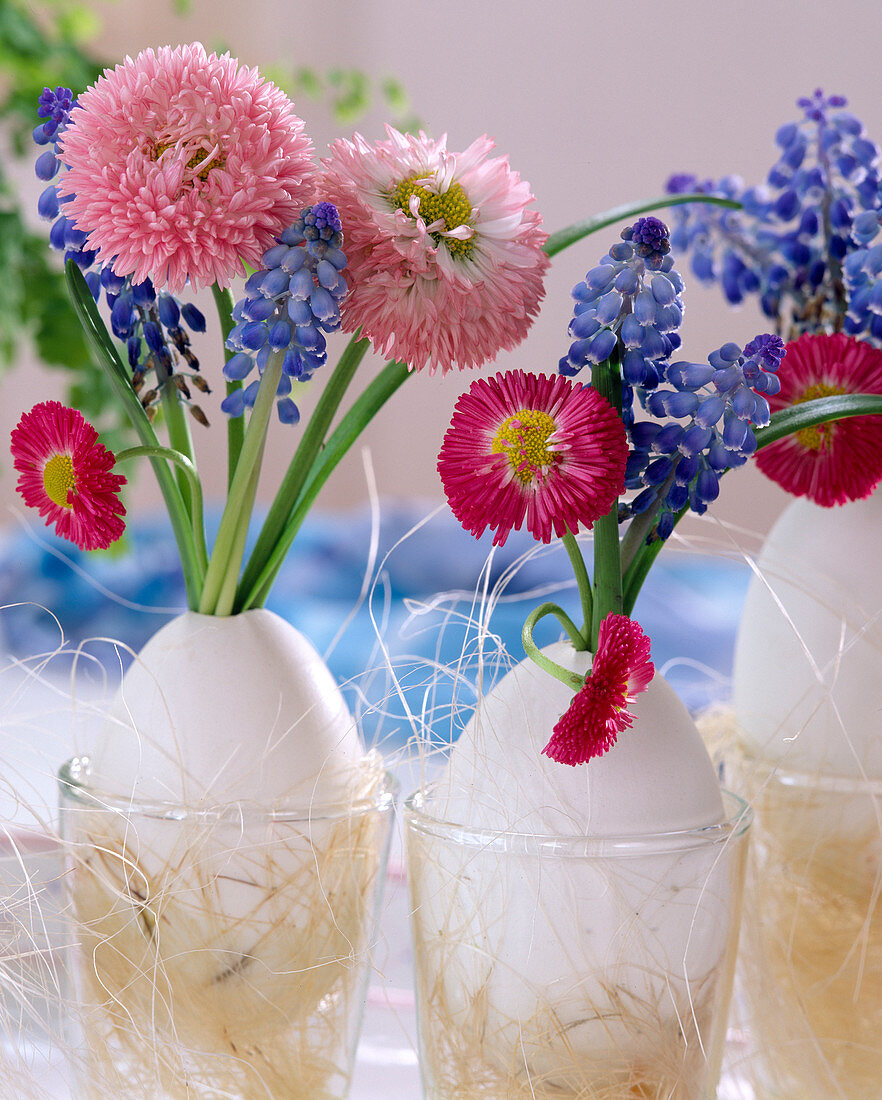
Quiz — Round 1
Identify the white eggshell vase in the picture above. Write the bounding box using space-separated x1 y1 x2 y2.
405 642 751 1099
60 609 393 1100
732 491 882 1098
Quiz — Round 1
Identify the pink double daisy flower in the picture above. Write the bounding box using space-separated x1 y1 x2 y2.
542 614 654 766
437 370 628 545
58 43 316 293
321 127 549 372
11 402 126 551
756 332 882 506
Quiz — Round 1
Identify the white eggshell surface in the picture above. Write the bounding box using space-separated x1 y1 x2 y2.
430 640 723 836
733 492 882 776
87 609 365 806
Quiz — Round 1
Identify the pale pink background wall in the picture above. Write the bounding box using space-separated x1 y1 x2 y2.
3 0 880 544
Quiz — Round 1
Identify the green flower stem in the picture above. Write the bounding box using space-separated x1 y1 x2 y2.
543 194 740 259
116 444 207 574
234 333 372 609
199 347 285 616
236 356 411 612
522 603 587 689
156 364 201 555
561 530 592 641
589 357 624 648
753 392 882 447
65 262 204 609
211 284 243 491
620 464 678 574
622 392 882 615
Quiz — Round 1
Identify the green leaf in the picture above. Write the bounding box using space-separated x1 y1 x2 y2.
543 194 741 258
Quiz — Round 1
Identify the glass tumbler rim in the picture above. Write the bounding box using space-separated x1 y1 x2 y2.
403 783 752 858
58 755 396 825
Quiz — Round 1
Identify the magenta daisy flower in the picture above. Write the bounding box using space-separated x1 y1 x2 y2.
542 615 654 766
320 127 549 373
11 402 126 551
755 333 882 506
438 370 628 546
57 43 316 293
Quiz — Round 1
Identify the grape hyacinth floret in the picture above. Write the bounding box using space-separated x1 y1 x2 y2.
222 203 349 424
666 91 882 344
33 88 209 422
560 218 685 423
626 334 785 536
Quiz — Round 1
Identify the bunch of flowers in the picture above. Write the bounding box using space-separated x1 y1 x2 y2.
17 52 882 773
12 43 568 621
666 89 882 508
439 203 882 764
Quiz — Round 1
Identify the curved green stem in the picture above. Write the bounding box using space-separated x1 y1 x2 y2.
561 531 592 639
211 284 243 490
754 392 882 448
544 194 740 259
199 348 284 616
522 603 588 690
65 262 203 609
116 445 207 575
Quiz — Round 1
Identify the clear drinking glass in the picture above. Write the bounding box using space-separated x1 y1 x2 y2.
59 756 394 1100
736 759 882 1099
404 786 751 1100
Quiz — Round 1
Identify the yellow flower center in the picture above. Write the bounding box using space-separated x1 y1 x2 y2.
390 176 474 258
492 408 559 484
42 453 76 509
793 381 847 451
151 141 225 181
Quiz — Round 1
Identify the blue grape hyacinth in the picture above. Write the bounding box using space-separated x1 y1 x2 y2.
666 90 882 344
561 218 685 423
222 203 349 424
626 334 785 537
33 88 208 418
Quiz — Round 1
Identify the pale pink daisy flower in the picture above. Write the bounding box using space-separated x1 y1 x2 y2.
542 614 654 766
438 370 628 546
756 332 882 506
321 127 550 372
11 401 126 551
57 43 316 293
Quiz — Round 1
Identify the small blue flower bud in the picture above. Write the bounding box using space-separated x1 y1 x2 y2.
310 286 339 322
585 264 616 291
261 243 289 269
269 321 292 349
223 352 255 381
240 321 268 350
585 328 617 364
157 294 180 329
277 398 301 425
243 296 277 322
595 290 623 325
289 267 315 300
127 336 142 368
37 185 59 219
34 151 58 180
221 389 246 418
680 423 713 457
288 298 313 326
132 279 156 308
570 311 600 340
143 321 164 353
694 394 725 428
